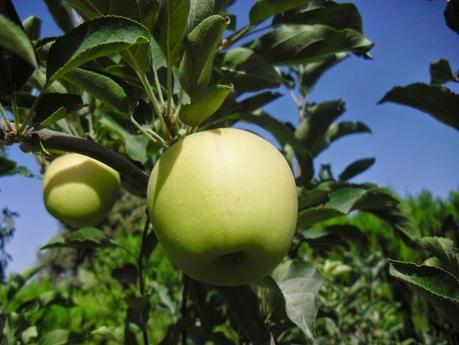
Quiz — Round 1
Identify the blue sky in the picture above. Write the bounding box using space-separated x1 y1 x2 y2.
1 0 458 274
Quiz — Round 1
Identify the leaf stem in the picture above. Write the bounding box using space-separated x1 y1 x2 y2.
130 115 168 148
152 65 165 104
135 71 173 141
18 82 51 135
0 102 13 131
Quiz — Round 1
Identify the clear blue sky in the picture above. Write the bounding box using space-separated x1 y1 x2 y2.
2 0 458 274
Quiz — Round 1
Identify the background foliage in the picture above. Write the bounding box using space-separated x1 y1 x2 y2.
0 0 458 344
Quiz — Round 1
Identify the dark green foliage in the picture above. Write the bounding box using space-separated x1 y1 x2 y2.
1 0 458 343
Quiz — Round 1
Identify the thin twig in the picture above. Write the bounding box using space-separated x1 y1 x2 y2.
0 102 13 131
181 275 189 345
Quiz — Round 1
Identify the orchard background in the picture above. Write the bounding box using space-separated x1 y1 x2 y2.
0 0 458 344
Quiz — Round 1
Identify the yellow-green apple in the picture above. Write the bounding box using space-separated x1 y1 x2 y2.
43 153 120 228
147 128 298 286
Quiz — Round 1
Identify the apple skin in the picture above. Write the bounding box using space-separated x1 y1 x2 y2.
147 128 298 286
43 153 121 228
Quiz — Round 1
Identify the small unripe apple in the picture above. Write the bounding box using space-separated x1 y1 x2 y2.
147 128 298 286
43 153 121 228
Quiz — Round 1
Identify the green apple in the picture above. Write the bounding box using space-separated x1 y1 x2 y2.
43 153 121 228
147 128 298 286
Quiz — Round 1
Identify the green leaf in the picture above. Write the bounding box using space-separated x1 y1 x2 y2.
32 93 84 128
41 227 113 250
249 0 308 25
389 260 459 328
298 52 347 95
67 0 159 32
40 329 69 345
0 14 37 68
21 326 38 343
338 157 375 181
272 259 323 340
238 91 282 112
250 24 373 65
44 0 74 33
154 0 190 66
188 0 215 32
63 68 130 113
112 264 139 285
297 184 330 209
430 59 459 85
22 16 42 40
295 99 345 155
220 47 281 93
297 186 419 242
312 120 371 155
46 16 151 82
326 120 371 143
0 0 35 96
444 0 459 35
417 236 459 279
302 224 367 248
180 15 228 93
100 114 148 163
273 2 364 33
0 156 33 177
180 84 233 126
379 83 459 131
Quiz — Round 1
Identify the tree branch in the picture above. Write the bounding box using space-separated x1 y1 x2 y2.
19 128 149 197
217 286 275 345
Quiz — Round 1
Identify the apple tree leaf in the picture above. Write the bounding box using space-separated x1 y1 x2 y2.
0 0 36 96
430 59 459 85
220 47 281 93
416 236 459 279
40 329 70 345
41 227 114 250
188 0 215 32
154 0 190 66
180 84 233 126
180 15 228 93
379 83 459 131
63 68 131 114
250 25 373 66
32 93 84 129
297 187 419 243
0 14 37 68
295 99 346 156
298 52 347 95
302 224 367 248
272 259 323 340
46 16 151 82
100 114 148 163
44 0 75 33
444 0 459 35
66 0 159 32
273 2 363 33
249 0 308 25
338 157 375 181
389 260 459 329
22 16 42 40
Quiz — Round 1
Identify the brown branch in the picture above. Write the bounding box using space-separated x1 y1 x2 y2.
217 286 276 345
19 128 149 197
